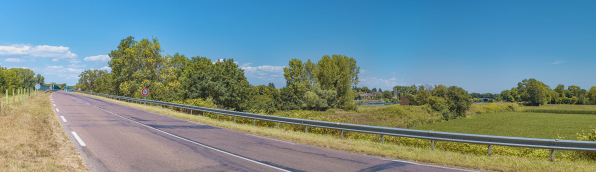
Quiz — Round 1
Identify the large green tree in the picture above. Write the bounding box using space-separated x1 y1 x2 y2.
446 86 472 118
517 78 551 106
184 58 249 110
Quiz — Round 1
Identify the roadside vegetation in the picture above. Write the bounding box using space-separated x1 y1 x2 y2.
82 93 596 171
0 92 87 171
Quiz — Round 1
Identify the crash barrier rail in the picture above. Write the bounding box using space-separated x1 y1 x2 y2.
75 91 596 161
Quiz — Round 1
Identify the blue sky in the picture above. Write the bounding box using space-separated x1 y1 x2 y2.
1 0 594 93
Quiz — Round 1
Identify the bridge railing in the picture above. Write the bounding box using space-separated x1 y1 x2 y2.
74 91 596 161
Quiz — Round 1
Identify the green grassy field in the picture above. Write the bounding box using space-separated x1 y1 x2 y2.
414 112 596 139
521 104 596 110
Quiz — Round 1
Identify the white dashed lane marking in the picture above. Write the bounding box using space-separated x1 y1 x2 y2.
71 132 86 146
56 108 59 112
61 116 67 122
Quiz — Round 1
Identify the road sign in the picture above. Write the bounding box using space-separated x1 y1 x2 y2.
142 88 149 96
78 88 81 91
35 84 40 90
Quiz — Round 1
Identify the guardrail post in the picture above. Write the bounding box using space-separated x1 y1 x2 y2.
202 111 204 116
217 114 219 120
305 126 308 133
277 122 279 129
234 116 236 123
551 149 555 161
253 119 255 126
381 135 385 143
190 109 192 115
341 130 344 139
488 145 492 156
431 140 435 150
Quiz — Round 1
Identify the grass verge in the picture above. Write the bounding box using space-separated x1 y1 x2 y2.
0 92 88 171
78 93 596 171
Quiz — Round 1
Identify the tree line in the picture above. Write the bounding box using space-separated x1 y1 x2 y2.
75 37 360 113
499 78 596 106
0 66 46 92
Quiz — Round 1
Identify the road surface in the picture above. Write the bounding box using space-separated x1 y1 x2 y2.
51 91 474 172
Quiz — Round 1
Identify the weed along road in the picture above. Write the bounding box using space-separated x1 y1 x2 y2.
51 91 471 172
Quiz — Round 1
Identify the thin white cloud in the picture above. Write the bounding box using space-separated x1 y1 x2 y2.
240 63 286 81
84 55 110 62
43 65 83 78
0 44 77 59
68 64 86 68
360 69 368 74
70 59 81 63
100 66 111 71
5 58 26 62
552 60 564 65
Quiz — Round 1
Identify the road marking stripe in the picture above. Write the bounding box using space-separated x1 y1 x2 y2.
72 132 86 147
56 108 59 112
85 100 290 172
53 104 56 106
61 116 67 122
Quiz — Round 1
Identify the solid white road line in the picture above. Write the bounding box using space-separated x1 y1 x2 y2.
61 116 67 122
72 132 86 147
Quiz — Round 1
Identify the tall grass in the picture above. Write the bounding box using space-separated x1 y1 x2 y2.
0 92 88 171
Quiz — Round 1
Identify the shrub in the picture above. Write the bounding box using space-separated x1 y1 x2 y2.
428 96 451 120
400 94 414 105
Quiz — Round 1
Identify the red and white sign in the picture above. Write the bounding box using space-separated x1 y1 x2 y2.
142 88 149 96
78 88 81 91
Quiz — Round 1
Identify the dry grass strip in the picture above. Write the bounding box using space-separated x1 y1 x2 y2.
0 92 87 171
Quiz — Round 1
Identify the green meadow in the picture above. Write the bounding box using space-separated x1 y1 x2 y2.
414 111 596 140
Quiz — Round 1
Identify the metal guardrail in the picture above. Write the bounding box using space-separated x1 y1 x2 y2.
74 91 596 160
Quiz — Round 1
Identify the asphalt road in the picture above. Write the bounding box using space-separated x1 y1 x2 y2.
51 91 475 172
